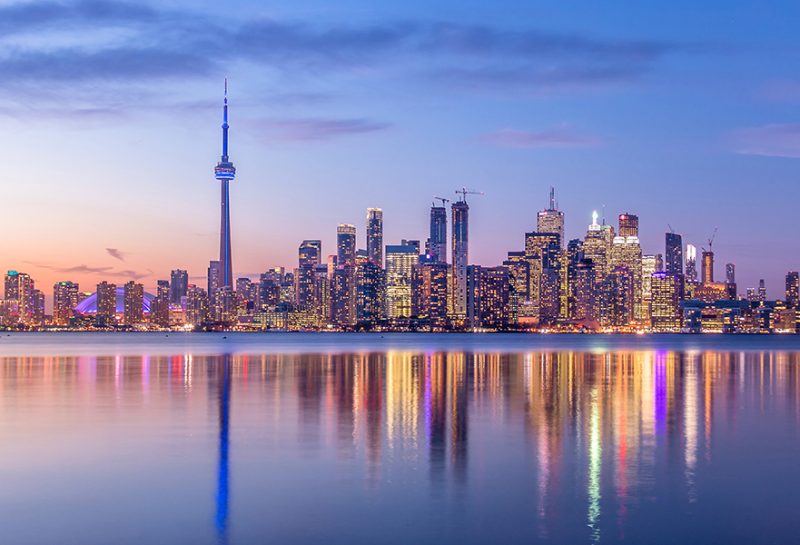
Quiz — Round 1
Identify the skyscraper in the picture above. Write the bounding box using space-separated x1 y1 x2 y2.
758 279 767 302
685 243 698 295
4 271 34 325
297 240 322 309
95 281 117 327
385 244 418 319
641 254 659 322
123 281 144 325
366 208 383 267
650 272 684 332
583 211 614 284
337 224 357 266
786 272 799 308
702 250 714 285
53 281 79 326
298 240 322 268
665 232 683 275
213 80 236 290
725 263 736 284
170 269 188 306
618 213 639 237
208 261 222 298
451 198 469 317
536 187 564 247
428 205 447 263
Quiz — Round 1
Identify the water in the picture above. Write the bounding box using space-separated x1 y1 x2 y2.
1 332 799 544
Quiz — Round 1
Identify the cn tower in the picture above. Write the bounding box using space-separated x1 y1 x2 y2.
214 80 236 289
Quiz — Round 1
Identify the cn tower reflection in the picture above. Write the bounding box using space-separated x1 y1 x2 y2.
215 354 232 543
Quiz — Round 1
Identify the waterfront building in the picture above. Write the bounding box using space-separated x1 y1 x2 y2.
412 262 449 327
650 272 684 332
685 244 698 297
123 281 144 325
330 266 356 328
4 271 35 325
702 249 714 284
758 279 767 302
573 260 596 323
366 208 383 267
599 266 634 328
583 211 614 284
385 244 418 319
356 260 386 325
185 286 209 326
208 261 222 300
53 281 79 326
642 254 660 323
610 230 643 321
337 224 357 266
95 281 117 327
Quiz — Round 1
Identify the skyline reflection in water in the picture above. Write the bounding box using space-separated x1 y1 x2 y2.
1 345 799 544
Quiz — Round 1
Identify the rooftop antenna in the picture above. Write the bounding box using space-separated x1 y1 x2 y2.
549 186 556 210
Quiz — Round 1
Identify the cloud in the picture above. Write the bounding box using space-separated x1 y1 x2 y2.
484 127 601 149
253 117 391 141
25 261 150 279
0 0 688 113
105 248 126 261
731 123 800 158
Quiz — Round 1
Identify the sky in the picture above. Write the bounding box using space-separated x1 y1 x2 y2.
1 0 799 298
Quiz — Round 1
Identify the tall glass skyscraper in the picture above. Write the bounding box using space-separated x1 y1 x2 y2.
366 208 383 267
451 199 469 317
428 205 448 263
665 232 683 275
536 187 564 248
337 224 357 266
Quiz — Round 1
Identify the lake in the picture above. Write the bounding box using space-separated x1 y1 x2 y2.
0 333 798 544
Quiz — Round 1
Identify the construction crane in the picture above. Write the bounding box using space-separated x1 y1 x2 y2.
702 227 718 253
667 223 675 234
432 196 450 207
455 187 484 203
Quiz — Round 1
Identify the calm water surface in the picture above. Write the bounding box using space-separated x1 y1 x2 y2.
1 333 799 544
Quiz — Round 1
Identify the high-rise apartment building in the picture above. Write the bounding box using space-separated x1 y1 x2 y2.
4 271 35 324
53 281 79 326
412 262 449 327
786 272 800 308
208 261 222 299
641 254 659 323
337 224 357 266
123 281 144 325
356 260 386 325
96 281 117 327
366 208 383 267
702 250 714 284
451 199 469 317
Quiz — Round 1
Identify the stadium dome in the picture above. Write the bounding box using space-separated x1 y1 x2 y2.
74 287 155 314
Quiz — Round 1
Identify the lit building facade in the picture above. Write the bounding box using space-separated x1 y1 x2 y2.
650 272 683 332
385 244 418 319
366 208 383 267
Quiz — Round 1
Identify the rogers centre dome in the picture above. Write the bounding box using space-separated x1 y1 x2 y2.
74 288 156 314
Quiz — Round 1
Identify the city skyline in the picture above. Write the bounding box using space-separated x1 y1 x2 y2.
2 0 800 297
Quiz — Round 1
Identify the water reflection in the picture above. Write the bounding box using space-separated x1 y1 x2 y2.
2 348 800 544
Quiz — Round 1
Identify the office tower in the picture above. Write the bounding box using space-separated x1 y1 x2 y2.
725 263 737 299
451 198 469 317
466 265 511 329
685 243 698 296
503 251 530 318
610 228 643 321
428 204 447 263
150 291 170 328
296 241 322 309
758 279 767 302
213 287 237 323
564 239 584 319
537 187 565 247
312 264 331 326
786 272 800 308
366 208 383 266
385 244 418 319
401 239 421 255
123 281 143 325
185 286 209 326
330 266 356 328
665 232 683 275
157 280 170 300
53 281 79 326
573 260 596 322
213 81 236 289
412 262 449 327
169 270 188 305
208 261 222 299
337 224 357 266
356 260 386 325
618 213 639 237
96 281 117 327
583 211 614 284
641 255 659 323
235 277 256 315
725 263 735 284
31 289 44 325
650 272 684 332
4 271 35 324
701 250 714 284
524 231 560 320
599 266 634 328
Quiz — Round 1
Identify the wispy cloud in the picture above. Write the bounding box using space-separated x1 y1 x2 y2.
253 117 391 141
25 261 150 280
731 123 800 158
483 127 601 149
105 248 126 261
